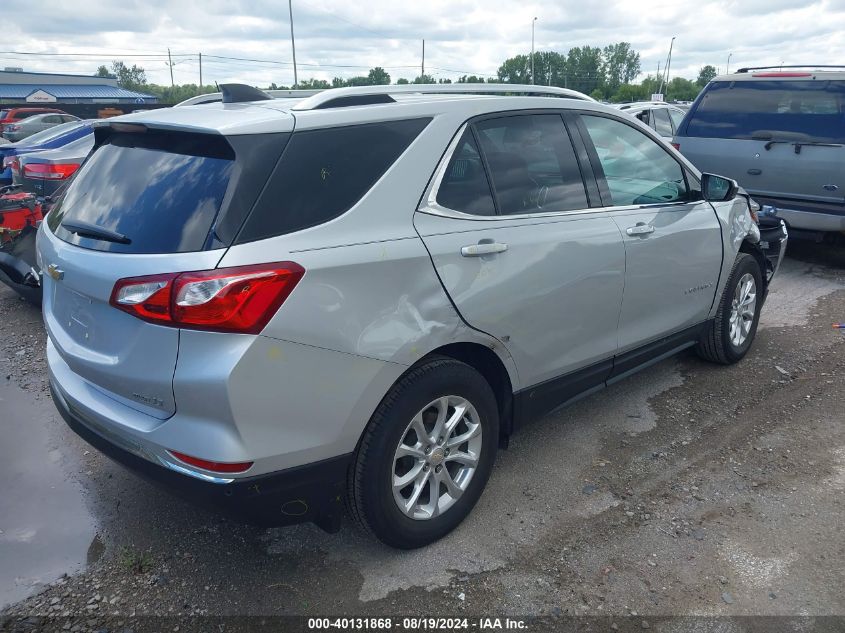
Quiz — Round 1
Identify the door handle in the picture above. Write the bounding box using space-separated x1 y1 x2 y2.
626 223 655 236
460 241 508 257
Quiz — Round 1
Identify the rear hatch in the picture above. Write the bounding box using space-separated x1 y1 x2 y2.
40 117 291 418
677 78 845 206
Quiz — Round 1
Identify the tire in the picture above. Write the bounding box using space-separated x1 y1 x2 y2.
696 253 764 365
348 357 499 549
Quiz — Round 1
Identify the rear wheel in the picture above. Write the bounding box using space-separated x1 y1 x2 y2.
696 253 763 364
348 357 498 549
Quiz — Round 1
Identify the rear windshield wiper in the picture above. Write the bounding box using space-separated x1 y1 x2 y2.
792 141 843 154
753 138 793 151
60 219 131 245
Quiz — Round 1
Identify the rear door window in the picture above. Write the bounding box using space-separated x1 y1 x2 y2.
685 80 845 142
48 131 235 253
651 109 674 136
668 109 685 131
236 118 429 242
474 114 588 214
436 129 496 215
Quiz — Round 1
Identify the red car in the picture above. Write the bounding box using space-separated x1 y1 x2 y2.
0 107 66 134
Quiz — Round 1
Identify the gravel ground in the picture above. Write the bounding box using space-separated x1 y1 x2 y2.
1 240 844 632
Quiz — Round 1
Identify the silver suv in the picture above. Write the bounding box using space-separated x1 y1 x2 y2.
39 83 786 548
674 66 845 236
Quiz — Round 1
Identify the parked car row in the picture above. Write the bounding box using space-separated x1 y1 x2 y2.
0 107 78 141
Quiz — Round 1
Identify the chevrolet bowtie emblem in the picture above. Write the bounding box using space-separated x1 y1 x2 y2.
47 264 64 281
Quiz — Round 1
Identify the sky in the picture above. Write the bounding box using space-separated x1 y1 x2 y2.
4 0 845 88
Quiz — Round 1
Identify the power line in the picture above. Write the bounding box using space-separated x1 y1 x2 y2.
0 50 192 58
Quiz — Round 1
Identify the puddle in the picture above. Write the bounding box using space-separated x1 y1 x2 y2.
0 382 96 608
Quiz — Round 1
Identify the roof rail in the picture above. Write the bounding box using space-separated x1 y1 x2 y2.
735 65 845 73
174 87 325 108
291 83 594 111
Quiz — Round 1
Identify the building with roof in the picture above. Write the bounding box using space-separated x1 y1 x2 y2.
0 69 157 104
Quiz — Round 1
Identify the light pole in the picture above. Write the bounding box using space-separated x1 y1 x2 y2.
289 0 298 88
726 52 733 74
531 17 537 85
658 36 676 97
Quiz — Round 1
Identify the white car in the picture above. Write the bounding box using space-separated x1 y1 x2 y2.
616 102 688 141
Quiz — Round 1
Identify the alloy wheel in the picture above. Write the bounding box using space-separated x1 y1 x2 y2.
392 395 483 520
729 272 757 348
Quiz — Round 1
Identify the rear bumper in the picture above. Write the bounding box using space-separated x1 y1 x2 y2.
755 197 845 233
770 208 845 233
51 380 351 531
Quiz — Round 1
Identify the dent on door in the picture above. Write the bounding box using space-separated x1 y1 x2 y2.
414 211 626 388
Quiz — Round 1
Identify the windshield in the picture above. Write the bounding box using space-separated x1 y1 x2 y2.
686 80 845 143
20 121 87 146
0 111 8 120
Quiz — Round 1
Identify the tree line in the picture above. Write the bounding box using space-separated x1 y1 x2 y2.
97 48 721 104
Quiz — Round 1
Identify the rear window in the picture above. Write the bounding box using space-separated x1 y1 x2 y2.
48 131 235 254
685 80 845 142
20 121 86 146
15 111 44 120
236 118 430 243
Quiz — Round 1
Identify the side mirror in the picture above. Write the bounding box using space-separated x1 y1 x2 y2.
701 173 739 202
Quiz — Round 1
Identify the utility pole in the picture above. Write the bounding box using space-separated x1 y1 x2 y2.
531 17 537 85
167 48 174 87
199 52 203 87
289 0 298 87
657 36 675 96
421 39 425 79
726 52 732 74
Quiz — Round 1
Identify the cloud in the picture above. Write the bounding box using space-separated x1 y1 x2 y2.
3 0 844 86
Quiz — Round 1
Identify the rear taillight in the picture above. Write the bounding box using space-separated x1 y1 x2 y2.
23 162 80 180
110 262 305 334
168 450 253 474
671 142 680 151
